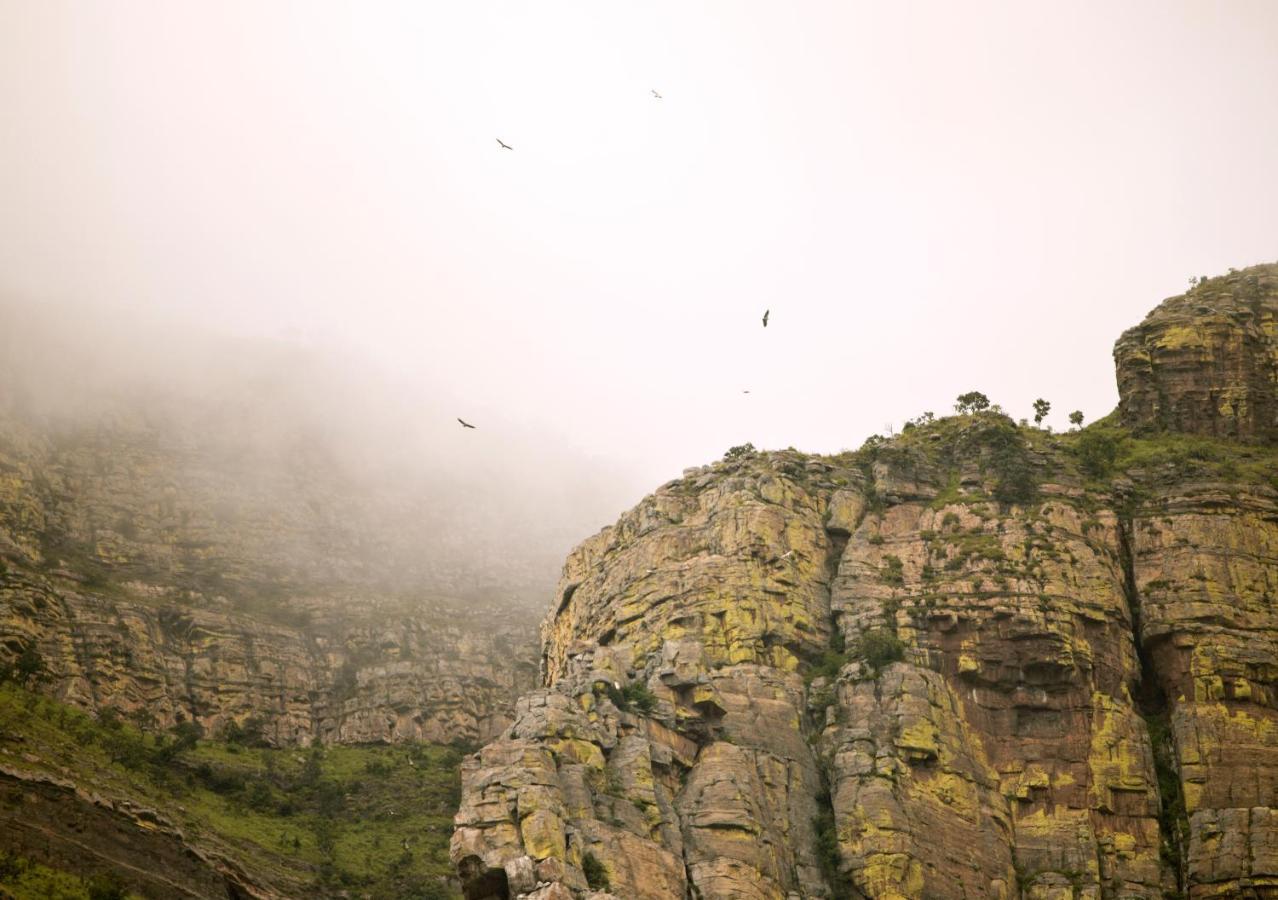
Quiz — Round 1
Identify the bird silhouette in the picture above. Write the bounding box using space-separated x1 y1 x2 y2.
457 418 477 429
651 89 663 99
762 309 770 327
742 390 751 394
496 138 513 150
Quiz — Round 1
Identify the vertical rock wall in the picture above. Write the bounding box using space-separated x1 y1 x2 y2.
454 264 1278 899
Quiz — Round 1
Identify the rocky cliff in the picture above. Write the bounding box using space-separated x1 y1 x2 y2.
452 264 1278 900
0 405 541 747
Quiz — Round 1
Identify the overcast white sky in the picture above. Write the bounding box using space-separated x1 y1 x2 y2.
3 1 1277 489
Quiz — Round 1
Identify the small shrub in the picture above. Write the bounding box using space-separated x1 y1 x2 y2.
620 682 658 715
1 643 47 687
1075 430 1120 478
85 870 129 900
582 851 610 891
807 649 850 683
723 443 756 461
857 629 905 672
880 555 905 586
364 758 394 777
812 804 854 898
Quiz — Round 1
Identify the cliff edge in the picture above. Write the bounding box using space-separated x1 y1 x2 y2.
452 265 1278 900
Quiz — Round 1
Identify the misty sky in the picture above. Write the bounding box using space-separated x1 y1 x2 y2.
3 1 1277 489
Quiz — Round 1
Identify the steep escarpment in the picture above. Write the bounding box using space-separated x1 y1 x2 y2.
453 264 1278 900
0 389 547 896
0 407 541 747
1114 263 1278 442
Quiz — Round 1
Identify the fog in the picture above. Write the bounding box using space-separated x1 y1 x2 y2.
3 2 1278 571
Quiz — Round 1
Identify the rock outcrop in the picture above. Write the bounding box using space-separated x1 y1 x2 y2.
1115 263 1278 442
0 407 542 746
454 265 1278 899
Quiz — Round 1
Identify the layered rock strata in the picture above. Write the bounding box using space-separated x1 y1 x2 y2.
454 264 1278 899
1114 263 1278 442
0 409 541 746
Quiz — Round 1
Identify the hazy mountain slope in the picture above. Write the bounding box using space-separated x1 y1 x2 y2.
0 307 639 898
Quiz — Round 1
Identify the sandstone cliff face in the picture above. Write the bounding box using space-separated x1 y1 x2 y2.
453 266 1278 899
1114 263 1278 442
0 408 541 747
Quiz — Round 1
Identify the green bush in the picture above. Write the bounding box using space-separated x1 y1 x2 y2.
880 555 905 586
807 649 850 683
620 682 658 714
0 643 47 687
812 805 855 898
1075 430 1121 478
857 629 905 672
605 680 659 715
85 871 129 900
582 851 610 891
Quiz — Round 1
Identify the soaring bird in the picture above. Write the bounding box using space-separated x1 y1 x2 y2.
496 138 513 150
457 418 477 429
762 309 770 328
651 89 663 99
742 390 751 394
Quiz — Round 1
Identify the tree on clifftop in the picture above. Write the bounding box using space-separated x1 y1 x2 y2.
954 391 991 414
1033 398 1051 426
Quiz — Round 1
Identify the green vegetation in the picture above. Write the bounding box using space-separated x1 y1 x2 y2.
0 642 46 686
582 851 611 891
723 442 757 461
812 799 855 899
880 554 904 586
834 410 1044 512
1144 711 1189 897
0 683 462 898
1073 429 1121 479
856 628 905 672
1032 398 1050 426
603 680 659 714
954 391 991 414
806 647 850 683
0 853 135 900
979 419 1038 506
1064 414 1278 489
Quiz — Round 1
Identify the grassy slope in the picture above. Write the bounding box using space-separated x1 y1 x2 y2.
0 683 461 899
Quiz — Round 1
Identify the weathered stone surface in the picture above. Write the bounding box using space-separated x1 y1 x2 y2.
0 563 538 746
457 268 1278 899
1114 263 1278 442
542 456 861 681
0 408 541 745
827 486 1167 898
1129 482 1278 897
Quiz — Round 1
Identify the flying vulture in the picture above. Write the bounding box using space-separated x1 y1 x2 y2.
651 89 663 99
496 138 513 150
457 418 477 429
762 309 770 327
